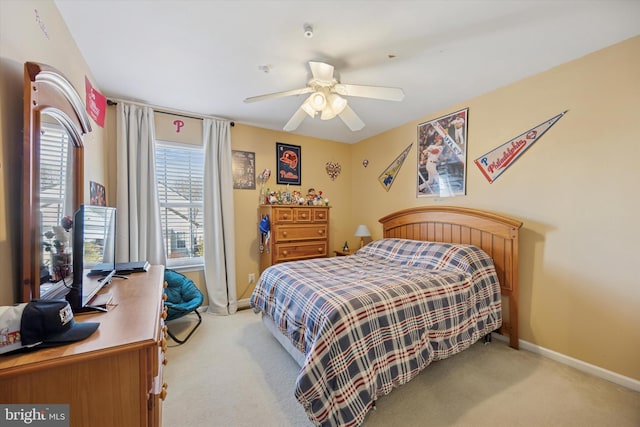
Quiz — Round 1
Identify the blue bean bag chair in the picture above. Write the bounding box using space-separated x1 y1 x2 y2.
163 269 204 344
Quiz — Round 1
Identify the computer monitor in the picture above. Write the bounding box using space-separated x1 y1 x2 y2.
66 205 117 311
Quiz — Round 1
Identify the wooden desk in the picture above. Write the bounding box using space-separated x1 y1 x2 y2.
0 266 167 427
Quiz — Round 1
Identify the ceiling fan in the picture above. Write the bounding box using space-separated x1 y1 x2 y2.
244 61 405 132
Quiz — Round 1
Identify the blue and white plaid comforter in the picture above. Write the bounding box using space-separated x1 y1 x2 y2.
250 238 502 426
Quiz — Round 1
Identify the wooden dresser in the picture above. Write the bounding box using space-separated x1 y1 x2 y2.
0 265 168 427
259 205 330 272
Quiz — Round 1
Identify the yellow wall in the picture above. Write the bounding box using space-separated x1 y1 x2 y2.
351 36 640 380
0 0 106 304
230 123 352 299
2 0 638 383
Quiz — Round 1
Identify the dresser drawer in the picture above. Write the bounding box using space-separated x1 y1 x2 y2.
272 207 294 223
274 241 328 262
293 208 312 222
274 224 327 242
312 208 329 222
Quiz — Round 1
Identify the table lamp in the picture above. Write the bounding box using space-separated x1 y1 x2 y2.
354 224 371 248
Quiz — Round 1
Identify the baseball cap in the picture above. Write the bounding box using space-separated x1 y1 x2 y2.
259 215 270 234
20 299 100 348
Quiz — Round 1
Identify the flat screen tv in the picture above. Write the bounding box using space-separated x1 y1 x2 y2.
66 205 117 311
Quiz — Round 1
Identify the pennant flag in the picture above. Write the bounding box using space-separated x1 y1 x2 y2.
378 143 413 191
475 111 567 183
85 76 106 128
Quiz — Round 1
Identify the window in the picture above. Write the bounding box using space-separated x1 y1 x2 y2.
40 121 70 268
155 141 204 268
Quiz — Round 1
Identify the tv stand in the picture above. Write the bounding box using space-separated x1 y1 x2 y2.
0 266 167 427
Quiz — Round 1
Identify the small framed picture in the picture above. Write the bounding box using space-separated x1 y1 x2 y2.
232 150 256 189
89 181 106 206
276 142 301 185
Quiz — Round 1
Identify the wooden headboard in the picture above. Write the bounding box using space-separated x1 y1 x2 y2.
379 206 523 349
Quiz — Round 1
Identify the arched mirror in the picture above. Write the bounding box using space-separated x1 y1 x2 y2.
21 62 91 302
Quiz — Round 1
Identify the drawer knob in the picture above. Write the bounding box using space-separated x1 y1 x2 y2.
282 250 288 256
283 214 288 219
160 383 168 400
282 231 288 237
317 247 323 253
301 214 307 218
318 214 324 218
318 229 324 235
163 357 168 366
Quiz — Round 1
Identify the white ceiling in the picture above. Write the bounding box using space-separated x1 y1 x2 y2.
54 0 640 144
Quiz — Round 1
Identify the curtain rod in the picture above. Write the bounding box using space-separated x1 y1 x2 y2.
107 98 234 126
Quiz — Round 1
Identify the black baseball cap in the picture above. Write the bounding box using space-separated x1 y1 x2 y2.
20 300 99 348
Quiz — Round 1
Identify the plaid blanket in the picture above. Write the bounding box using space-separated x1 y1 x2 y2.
250 238 502 426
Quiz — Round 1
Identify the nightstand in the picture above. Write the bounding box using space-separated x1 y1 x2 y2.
334 250 351 257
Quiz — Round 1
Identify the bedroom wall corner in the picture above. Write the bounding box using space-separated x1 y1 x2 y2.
350 35 640 381
230 123 352 300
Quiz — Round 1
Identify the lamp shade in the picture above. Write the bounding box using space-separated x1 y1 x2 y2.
354 224 371 237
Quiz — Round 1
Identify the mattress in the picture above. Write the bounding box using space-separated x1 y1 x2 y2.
250 238 502 426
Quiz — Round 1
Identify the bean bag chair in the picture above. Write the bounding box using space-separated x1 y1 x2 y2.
163 269 204 344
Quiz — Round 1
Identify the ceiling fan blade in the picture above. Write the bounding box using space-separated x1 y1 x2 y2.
283 106 308 131
309 61 335 84
334 83 405 101
244 87 312 103
338 105 365 131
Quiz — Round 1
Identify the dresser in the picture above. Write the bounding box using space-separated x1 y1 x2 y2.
0 266 167 427
259 205 330 272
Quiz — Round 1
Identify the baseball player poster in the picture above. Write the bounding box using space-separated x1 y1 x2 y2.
417 108 468 197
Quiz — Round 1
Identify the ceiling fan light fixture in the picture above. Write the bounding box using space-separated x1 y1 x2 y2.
320 107 336 120
301 98 317 117
310 91 326 111
327 93 347 115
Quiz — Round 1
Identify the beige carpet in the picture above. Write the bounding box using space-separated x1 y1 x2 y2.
163 309 640 427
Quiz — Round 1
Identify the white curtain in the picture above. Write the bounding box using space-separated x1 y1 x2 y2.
203 119 237 315
115 102 166 265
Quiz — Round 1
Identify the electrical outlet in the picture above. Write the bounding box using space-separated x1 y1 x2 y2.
248 273 255 284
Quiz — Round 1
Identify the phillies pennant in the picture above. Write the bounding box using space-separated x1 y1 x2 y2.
475 111 567 183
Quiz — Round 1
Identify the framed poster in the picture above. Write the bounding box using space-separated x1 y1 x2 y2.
276 142 301 185
232 150 256 189
417 108 468 197
89 181 106 206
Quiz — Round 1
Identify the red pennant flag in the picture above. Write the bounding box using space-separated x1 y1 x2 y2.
85 76 106 128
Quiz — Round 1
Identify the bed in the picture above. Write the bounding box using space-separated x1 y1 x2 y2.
250 206 522 426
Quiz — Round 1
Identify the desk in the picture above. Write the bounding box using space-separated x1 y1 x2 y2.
0 266 167 427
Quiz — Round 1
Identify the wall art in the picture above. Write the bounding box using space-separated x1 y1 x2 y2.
89 181 106 206
276 142 301 185
232 150 256 189
475 110 567 183
325 161 341 180
378 143 413 192
417 108 468 198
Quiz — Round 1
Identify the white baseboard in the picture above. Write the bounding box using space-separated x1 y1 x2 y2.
492 333 640 392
